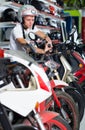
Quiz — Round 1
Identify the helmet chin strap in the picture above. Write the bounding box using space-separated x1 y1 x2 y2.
21 23 26 39
22 23 28 29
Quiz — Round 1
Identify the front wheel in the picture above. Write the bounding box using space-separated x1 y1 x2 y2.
44 115 72 130
54 91 79 130
64 86 84 122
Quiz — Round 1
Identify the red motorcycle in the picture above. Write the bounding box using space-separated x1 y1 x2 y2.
54 36 85 97
72 50 85 92
67 26 85 94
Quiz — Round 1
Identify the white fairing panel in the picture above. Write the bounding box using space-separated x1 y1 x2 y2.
0 88 51 117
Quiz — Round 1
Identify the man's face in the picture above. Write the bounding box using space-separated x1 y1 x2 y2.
23 15 35 29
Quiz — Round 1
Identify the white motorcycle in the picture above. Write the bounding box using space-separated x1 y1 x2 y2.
0 49 72 130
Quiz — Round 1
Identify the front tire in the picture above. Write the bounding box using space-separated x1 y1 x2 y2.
64 86 84 122
44 115 72 130
54 91 79 130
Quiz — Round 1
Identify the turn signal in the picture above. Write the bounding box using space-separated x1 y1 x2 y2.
35 102 40 112
79 63 83 68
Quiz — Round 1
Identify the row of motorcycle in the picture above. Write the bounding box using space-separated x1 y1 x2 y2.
0 26 85 130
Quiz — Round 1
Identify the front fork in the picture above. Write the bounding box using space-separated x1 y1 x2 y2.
52 88 71 123
27 108 59 130
33 109 46 130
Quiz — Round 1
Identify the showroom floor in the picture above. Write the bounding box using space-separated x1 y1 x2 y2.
80 110 85 130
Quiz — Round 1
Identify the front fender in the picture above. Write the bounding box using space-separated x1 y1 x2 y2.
50 79 69 89
40 111 59 123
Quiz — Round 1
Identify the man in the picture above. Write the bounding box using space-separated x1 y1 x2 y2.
10 5 52 54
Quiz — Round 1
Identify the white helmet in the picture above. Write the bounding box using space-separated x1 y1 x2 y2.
18 5 37 23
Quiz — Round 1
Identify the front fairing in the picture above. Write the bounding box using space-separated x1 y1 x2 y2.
0 49 52 117
0 86 51 117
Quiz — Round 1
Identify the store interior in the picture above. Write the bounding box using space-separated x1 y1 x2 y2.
0 0 85 130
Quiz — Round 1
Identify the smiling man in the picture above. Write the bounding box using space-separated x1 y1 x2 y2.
10 4 52 54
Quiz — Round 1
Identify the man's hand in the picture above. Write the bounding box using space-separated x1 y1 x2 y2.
44 42 53 53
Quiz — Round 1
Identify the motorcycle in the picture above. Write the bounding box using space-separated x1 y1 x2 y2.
54 27 85 97
66 26 85 93
63 36 85 95
52 30 85 122
0 49 72 130
40 51 84 123
24 32 81 130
